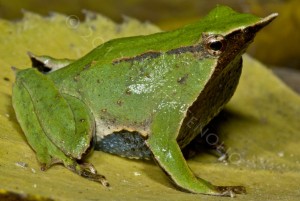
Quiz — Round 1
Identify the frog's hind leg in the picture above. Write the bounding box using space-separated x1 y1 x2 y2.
12 68 108 186
28 51 74 73
146 109 245 196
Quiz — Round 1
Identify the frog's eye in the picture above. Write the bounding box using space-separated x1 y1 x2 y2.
204 35 226 56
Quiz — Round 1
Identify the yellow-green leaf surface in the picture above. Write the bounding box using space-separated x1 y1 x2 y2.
0 12 300 201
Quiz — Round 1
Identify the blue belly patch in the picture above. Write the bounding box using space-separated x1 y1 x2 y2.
95 130 152 160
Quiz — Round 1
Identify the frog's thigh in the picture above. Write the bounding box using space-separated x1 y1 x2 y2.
12 68 93 163
146 109 222 195
12 71 75 168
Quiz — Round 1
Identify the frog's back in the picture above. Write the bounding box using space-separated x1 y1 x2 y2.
48 5 261 84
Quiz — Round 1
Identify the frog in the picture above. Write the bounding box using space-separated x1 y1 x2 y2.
12 5 277 196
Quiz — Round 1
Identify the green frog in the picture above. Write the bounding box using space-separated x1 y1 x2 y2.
12 5 277 196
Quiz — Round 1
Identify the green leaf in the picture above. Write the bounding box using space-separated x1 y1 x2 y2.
0 11 299 201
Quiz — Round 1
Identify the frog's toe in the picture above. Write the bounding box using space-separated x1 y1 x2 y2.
215 185 246 197
80 162 97 174
36 153 62 171
68 162 109 187
81 168 109 187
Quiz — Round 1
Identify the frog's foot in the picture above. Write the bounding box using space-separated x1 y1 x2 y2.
38 155 109 187
79 162 97 174
39 158 62 171
214 185 246 197
68 162 109 187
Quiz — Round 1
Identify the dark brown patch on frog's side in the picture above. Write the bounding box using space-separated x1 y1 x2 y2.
166 44 204 55
112 51 161 64
3 77 10 82
177 74 189 85
112 43 208 65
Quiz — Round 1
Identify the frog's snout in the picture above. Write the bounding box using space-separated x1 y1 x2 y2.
246 13 278 35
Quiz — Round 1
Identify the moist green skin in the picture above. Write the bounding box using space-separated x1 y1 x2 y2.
12 5 277 196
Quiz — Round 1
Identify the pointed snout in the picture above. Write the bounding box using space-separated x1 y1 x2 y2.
247 13 278 34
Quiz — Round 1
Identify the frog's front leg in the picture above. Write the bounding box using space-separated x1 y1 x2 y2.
28 52 74 73
146 109 245 196
12 68 108 186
